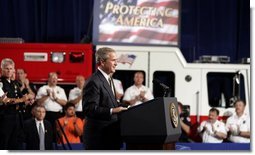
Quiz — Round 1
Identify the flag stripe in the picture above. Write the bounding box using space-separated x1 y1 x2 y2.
164 17 178 25
138 1 179 10
99 29 178 42
123 36 178 45
99 21 178 33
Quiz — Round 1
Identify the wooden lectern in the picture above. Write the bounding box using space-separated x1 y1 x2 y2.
120 97 181 150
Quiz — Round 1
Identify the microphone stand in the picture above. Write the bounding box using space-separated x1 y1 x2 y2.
153 79 171 97
56 129 66 150
56 119 72 150
163 88 170 97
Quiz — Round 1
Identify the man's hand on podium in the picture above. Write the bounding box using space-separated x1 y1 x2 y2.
112 106 128 114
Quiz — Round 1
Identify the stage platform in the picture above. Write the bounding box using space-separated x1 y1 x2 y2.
54 142 250 150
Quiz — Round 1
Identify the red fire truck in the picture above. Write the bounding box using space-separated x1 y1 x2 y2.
0 43 93 93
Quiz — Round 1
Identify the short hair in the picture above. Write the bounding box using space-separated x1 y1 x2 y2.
134 71 144 78
33 104 46 110
96 47 115 64
178 102 183 109
17 68 27 74
76 75 85 80
64 102 75 111
32 104 46 113
48 72 58 78
209 107 219 115
234 99 246 106
31 104 46 116
1 58 15 69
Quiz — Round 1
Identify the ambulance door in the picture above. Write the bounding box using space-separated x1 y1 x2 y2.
201 69 248 120
149 52 202 124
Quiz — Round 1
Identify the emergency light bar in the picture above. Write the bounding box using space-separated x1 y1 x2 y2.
199 55 230 63
240 58 250 64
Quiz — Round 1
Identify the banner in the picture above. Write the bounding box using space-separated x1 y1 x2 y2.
93 0 180 46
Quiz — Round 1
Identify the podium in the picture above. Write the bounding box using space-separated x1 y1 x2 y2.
120 97 181 150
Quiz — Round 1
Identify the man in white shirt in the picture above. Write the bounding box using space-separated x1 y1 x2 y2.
36 72 67 141
69 75 85 119
197 108 227 143
36 72 67 112
112 78 124 102
226 99 250 143
123 71 154 106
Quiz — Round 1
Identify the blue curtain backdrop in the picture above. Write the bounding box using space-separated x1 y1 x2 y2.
180 0 250 62
0 0 250 63
0 0 93 43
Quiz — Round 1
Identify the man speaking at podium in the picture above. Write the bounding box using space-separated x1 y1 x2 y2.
82 47 127 150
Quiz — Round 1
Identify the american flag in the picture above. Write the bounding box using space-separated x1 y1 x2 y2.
97 0 179 45
117 54 137 66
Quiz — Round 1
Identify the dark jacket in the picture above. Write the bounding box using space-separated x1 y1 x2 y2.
23 118 53 150
0 76 24 150
82 70 121 150
0 76 23 115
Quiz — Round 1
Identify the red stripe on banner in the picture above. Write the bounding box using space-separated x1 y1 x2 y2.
99 29 178 42
163 17 178 25
138 1 179 9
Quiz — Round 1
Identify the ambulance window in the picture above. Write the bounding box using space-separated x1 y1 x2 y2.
153 71 175 97
207 72 245 108
113 70 146 92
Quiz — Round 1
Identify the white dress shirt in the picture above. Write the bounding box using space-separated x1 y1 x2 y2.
0 87 5 106
0 87 4 97
226 113 250 143
68 87 82 112
197 120 227 143
36 85 67 112
35 119 45 134
123 85 154 106
113 79 124 95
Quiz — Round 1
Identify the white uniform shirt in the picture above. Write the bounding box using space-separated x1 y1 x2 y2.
0 87 4 97
123 85 154 106
226 113 250 143
113 79 124 95
197 120 227 143
0 87 5 105
36 85 67 112
68 87 82 112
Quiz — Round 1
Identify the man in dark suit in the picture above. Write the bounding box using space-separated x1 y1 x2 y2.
82 47 128 150
22 105 53 150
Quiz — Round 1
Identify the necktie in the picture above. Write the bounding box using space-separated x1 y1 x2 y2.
39 122 45 150
108 77 116 97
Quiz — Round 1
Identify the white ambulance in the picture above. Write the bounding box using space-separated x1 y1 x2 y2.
96 45 250 126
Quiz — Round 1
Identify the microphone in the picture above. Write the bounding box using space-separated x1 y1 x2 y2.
152 79 169 90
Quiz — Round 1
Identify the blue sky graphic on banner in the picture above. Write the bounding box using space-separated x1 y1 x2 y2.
93 0 180 46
